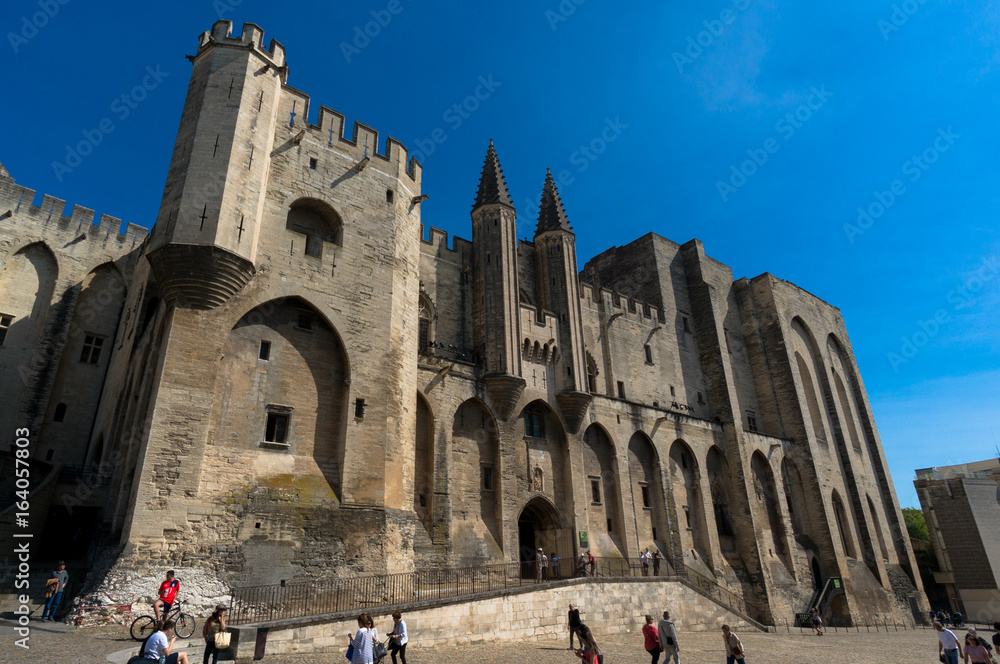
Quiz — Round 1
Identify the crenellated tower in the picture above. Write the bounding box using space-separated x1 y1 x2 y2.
146 21 287 308
471 140 525 418
533 170 591 432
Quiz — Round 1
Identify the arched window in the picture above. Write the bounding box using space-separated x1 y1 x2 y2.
285 198 343 259
418 298 433 351
53 403 67 422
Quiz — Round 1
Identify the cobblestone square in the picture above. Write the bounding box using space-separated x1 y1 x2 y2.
0 618 964 664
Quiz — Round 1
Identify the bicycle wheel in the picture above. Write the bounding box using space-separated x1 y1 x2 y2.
174 613 195 638
130 615 157 641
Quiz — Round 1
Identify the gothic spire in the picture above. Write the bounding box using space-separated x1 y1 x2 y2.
535 168 572 235
472 139 514 210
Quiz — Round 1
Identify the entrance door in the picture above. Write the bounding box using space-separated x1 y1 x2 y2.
517 497 563 579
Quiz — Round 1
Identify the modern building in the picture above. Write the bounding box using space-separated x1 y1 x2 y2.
915 458 1000 621
0 21 926 625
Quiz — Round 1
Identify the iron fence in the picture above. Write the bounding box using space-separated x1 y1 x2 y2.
229 557 768 627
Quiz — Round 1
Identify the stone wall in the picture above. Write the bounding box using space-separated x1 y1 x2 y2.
233 578 758 658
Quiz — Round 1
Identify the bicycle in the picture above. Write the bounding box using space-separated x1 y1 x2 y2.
130 599 196 641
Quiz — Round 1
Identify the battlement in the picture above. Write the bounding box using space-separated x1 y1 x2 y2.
274 88 421 183
578 281 663 324
199 21 286 71
519 302 560 329
420 225 472 261
0 178 147 248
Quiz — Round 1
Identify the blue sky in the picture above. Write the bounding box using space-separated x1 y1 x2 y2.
1 0 997 507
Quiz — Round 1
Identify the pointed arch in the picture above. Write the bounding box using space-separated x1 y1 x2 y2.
668 439 710 564
706 446 737 556
750 451 791 569
790 318 832 445
452 397 502 556
583 423 625 556
286 197 343 258
781 457 811 540
831 489 857 558
414 391 435 534
517 400 570 536
38 261 126 465
628 431 668 552
418 295 434 351
866 494 889 562
208 296 349 496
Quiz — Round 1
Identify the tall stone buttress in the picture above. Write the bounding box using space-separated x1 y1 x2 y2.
533 170 591 432
471 141 524 418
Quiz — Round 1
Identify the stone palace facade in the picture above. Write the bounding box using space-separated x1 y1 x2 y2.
0 21 926 625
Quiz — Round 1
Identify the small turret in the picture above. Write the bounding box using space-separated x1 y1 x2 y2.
532 170 590 431
534 168 572 235
471 140 524 418
472 139 514 210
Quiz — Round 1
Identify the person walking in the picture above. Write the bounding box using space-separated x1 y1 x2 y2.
587 550 596 577
41 561 68 621
347 614 376 664
551 552 560 579
642 615 661 664
809 607 824 636
652 549 663 577
387 611 407 664
541 550 549 580
142 620 190 664
574 624 602 664
722 624 746 664
202 605 226 664
936 621 964 664
568 603 582 650
535 548 544 582
964 629 991 664
658 611 680 664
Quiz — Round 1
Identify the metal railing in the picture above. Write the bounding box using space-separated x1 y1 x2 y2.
229 557 767 627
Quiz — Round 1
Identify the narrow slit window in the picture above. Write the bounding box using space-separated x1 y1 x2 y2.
386 189 394 204
309 158 317 170
591 478 601 504
482 465 494 491
644 344 653 364
0 314 12 345
682 316 691 333
355 398 366 420
617 381 626 399
641 484 651 508
259 340 271 361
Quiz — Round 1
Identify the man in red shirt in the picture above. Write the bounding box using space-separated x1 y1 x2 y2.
154 570 180 622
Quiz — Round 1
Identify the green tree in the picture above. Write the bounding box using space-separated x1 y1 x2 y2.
902 507 930 542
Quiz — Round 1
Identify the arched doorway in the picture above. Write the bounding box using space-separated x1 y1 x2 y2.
517 497 565 578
